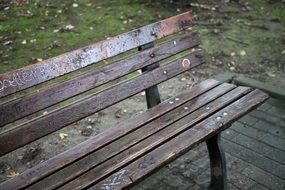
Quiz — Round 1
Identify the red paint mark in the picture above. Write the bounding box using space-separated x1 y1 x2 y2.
182 59 191 69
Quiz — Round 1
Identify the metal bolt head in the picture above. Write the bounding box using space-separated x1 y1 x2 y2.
175 98 180 101
216 116 222 120
169 101 174 104
184 106 188 110
223 112 228 116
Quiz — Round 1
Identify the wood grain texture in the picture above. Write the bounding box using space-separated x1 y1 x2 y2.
92 90 268 190
27 83 237 190
0 79 220 190
0 50 204 156
58 86 250 190
0 32 201 127
0 12 193 98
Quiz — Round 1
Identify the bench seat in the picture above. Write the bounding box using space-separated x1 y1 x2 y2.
0 79 268 190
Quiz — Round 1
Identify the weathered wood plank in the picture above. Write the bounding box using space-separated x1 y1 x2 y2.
92 90 268 190
27 83 237 190
0 32 201 127
0 50 204 156
0 79 220 190
59 86 251 190
0 12 193 98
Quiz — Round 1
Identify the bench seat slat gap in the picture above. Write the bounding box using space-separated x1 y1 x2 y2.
26 83 238 190
57 86 252 190
91 90 268 190
0 79 220 190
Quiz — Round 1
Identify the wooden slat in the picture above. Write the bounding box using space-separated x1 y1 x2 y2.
0 32 201 127
92 90 268 190
0 79 220 190
26 83 237 190
0 50 204 156
58 86 252 190
0 12 193 98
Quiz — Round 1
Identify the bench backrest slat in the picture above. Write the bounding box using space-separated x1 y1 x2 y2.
0 50 205 156
0 12 193 98
0 33 201 127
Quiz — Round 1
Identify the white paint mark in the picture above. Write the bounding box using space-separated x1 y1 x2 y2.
100 170 128 190
182 58 191 69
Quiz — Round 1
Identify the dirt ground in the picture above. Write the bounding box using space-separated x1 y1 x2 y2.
0 0 284 186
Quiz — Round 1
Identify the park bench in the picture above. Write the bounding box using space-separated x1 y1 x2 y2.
0 12 268 190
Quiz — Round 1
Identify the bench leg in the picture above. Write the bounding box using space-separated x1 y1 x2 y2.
206 133 227 190
139 42 161 109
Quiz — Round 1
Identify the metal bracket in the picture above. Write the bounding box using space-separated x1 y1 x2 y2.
139 42 161 109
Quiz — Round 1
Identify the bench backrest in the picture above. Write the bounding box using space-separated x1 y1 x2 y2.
0 12 204 156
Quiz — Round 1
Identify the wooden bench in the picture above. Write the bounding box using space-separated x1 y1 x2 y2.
0 12 268 190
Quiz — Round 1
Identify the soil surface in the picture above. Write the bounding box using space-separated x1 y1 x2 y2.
0 0 284 187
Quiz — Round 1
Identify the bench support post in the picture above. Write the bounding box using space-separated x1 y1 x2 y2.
139 42 161 108
206 133 227 190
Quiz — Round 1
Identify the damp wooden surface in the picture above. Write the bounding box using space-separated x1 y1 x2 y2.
26 83 238 190
0 81 269 190
0 79 220 190
0 50 204 156
0 32 201 127
91 90 268 190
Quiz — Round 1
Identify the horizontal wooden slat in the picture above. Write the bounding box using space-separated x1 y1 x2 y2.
0 12 193 98
0 79 220 190
92 90 268 190
0 50 204 156
0 32 201 127
26 83 237 190
59 86 251 190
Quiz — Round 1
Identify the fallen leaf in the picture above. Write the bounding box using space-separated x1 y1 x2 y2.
3 40 13 46
266 72 276 77
65 24 75 30
72 3 79 8
81 128 93 137
59 133 68 139
7 171 19 178
240 50 246 56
